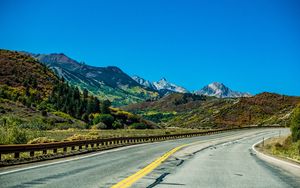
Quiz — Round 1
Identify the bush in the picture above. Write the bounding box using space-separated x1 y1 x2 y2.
91 122 107 129
65 134 98 141
92 114 114 128
88 131 99 136
10 126 28 144
19 121 50 130
0 116 45 144
129 123 149 129
290 104 300 142
27 137 57 144
0 126 42 144
112 120 123 129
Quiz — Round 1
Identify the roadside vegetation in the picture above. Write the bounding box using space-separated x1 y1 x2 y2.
0 114 197 144
261 104 300 162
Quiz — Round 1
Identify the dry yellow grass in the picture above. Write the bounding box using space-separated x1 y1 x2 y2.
260 136 300 162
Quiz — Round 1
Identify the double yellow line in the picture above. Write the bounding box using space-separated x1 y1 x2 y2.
111 144 187 188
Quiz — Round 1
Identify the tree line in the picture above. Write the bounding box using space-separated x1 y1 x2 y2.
48 77 111 123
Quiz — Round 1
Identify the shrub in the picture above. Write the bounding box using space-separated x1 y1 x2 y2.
10 126 28 144
65 134 98 141
112 120 123 129
19 121 49 130
290 104 300 142
27 137 57 144
88 131 99 136
92 114 114 128
52 111 73 119
92 122 107 129
129 123 149 129
0 126 42 144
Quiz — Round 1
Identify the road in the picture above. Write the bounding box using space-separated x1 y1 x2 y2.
132 128 300 188
0 128 297 188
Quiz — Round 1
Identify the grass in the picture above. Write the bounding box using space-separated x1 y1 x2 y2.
260 135 300 162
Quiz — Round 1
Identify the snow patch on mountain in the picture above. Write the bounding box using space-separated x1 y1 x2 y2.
132 76 189 94
153 78 189 93
195 82 252 98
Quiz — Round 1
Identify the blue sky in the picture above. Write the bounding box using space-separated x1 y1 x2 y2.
0 0 299 95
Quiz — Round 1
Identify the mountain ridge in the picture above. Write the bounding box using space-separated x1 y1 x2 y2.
195 82 252 98
23 52 159 106
123 92 300 128
132 75 189 95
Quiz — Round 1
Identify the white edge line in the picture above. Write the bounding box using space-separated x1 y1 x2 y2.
252 137 300 170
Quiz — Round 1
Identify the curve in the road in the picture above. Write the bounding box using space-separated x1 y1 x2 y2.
0 129 289 188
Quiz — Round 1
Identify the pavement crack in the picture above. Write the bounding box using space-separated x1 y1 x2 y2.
176 159 185 166
146 173 170 188
234 173 243 176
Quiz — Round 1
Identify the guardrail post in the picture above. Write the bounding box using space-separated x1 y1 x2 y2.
30 151 34 157
53 148 57 153
71 146 75 150
63 147 67 152
79 145 82 150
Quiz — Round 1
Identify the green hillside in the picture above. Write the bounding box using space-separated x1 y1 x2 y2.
123 92 300 129
0 49 156 144
27 52 159 106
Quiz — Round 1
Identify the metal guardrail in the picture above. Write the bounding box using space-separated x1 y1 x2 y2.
0 126 283 161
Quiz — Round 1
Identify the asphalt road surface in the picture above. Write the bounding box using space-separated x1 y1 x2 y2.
133 128 300 188
0 128 297 188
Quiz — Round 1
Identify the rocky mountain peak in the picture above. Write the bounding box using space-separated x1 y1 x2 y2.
196 82 251 98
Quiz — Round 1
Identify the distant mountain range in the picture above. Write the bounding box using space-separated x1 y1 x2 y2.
133 75 251 98
195 82 252 98
1 49 299 130
24 52 159 106
132 76 189 95
22 51 252 106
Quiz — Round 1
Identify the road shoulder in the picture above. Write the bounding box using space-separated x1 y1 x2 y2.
252 138 300 178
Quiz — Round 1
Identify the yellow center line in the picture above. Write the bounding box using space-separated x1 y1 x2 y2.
110 132 247 188
111 144 187 188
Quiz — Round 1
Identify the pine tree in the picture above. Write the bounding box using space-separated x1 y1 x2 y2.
101 100 111 114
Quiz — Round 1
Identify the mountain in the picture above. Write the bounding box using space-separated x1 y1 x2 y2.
0 49 85 129
195 82 252 98
215 92 300 126
131 75 156 90
123 92 300 128
132 76 189 95
153 78 189 93
0 49 156 142
25 53 159 106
